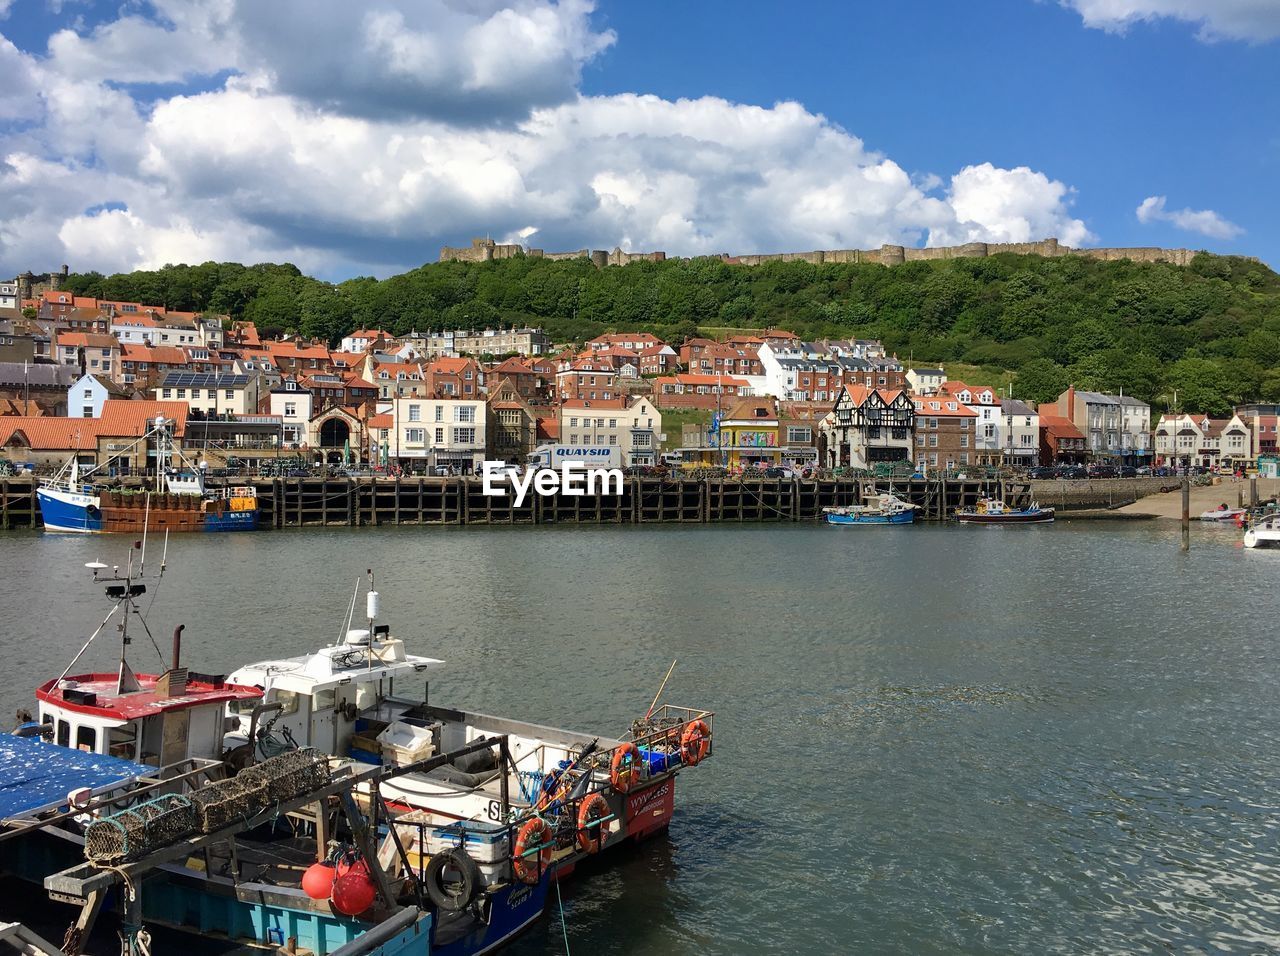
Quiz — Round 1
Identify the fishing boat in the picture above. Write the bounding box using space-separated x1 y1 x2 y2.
5 548 548 956
223 575 715 892
955 497 1054 524
1243 513 1280 549
36 416 257 533
824 492 916 526
1199 503 1246 522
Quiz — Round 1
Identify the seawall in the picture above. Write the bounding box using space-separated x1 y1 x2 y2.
0 476 1173 529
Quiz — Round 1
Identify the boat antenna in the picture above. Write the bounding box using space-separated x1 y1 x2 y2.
645 659 678 720
338 577 360 646
139 494 151 575
365 568 379 672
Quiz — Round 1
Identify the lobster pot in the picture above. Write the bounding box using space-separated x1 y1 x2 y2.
239 748 330 803
191 774 269 833
84 795 197 864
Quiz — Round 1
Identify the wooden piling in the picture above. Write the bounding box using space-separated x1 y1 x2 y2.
1181 476 1190 552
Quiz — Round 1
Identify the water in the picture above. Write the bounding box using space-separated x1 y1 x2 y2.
1 522 1277 954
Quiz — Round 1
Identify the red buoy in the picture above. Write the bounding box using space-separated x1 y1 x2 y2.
331 869 376 916
301 861 337 900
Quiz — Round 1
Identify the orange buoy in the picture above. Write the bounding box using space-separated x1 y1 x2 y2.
576 792 610 854
512 816 553 885
331 868 376 916
680 719 711 766
610 742 641 793
301 861 337 900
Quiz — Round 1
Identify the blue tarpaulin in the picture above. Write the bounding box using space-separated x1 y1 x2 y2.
0 734 149 821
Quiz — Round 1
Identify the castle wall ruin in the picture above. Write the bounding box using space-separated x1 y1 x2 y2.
440 236 1254 271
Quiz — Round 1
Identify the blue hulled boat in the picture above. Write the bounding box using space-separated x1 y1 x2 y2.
825 493 917 526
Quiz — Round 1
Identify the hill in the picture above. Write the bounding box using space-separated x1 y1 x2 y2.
61 250 1280 416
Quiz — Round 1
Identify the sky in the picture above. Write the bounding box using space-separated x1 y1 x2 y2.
0 0 1276 281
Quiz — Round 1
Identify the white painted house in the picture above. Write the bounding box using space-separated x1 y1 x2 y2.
67 372 130 418
391 397 487 472
268 379 314 448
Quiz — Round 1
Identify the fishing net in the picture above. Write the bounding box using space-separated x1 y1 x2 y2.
84 794 197 864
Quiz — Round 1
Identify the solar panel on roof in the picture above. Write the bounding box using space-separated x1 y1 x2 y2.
159 372 249 387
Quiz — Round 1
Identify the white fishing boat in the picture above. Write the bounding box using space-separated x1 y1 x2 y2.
1244 513 1280 549
224 575 715 890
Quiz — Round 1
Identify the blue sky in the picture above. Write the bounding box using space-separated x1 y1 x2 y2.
0 0 1275 280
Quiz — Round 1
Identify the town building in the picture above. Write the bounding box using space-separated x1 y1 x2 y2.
1038 415 1087 464
486 379 539 463
938 382 1001 465
556 359 617 402
67 373 132 418
819 386 915 470
0 400 188 471
390 397 487 473
402 327 551 359
153 371 263 417
1046 386 1152 464
1236 404 1280 461
55 332 122 378
653 373 751 410
0 361 81 415
559 396 661 465
1000 398 1040 468
1154 413 1252 469
912 395 978 473
338 329 394 353
269 379 314 448
907 367 945 395
709 398 780 469
424 356 482 399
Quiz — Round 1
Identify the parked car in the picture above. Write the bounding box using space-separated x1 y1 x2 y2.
1135 466 1152 476
1118 466 1138 478
1057 465 1088 479
1027 466 1057 480
1088 464 1118 478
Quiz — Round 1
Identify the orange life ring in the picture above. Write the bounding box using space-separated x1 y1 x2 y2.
610 742 641 793
680 719 711 766
576 792 610 854
512 816 552 885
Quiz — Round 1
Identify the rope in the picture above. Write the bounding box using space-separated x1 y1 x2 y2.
555 876 571 955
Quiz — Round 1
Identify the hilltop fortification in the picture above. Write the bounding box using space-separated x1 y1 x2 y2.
440 236 1258 270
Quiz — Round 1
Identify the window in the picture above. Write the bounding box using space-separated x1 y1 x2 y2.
284 402 297 417
408 404 421 422
455 406 475 423
76 725 96 752
453 427 476 444
225 389 234 399
634 433 651 447
609 434 618 445
177 388 186 398
82 405 93 417
928 435 938 447
83 388 93 398
960 419 969 430
928 418 938 430
569 434 578 444
314 687 337 711
207 389 217 399
57 720 70 747
435 427 444 443
107 724 137 760
960 435 969 448
608 419 617 428
984 424 995 438
570 418 578 427
406 428 425 444
917 434 926 447
786 426 812 444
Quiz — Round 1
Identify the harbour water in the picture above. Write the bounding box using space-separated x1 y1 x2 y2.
1 522 1277 954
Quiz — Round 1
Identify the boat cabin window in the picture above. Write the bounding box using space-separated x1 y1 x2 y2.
56 719 70 748
314 687 336 711
355 683 377 711
108 724 137 760
275 690 300 716
76 726 96 753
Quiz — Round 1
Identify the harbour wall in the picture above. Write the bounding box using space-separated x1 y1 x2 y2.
0 477 1167 530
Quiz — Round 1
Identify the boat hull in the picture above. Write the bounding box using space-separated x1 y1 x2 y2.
1244 529 1280 549
827 510 914 525
35 486 102 533
37 487 258 533
957 510 1054 524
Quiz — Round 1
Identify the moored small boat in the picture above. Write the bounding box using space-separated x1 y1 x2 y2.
1243 513 1280 549
1199 504 1246 522
825 493 916 526
955 498 1054 524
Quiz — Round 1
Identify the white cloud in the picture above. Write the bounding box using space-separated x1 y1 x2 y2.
0 1 1108 278
1061 0 1280 42
1136 195 1243 239
932 163 1095 248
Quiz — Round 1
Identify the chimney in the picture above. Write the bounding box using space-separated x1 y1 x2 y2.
172 624 184 670
1065 384 1075 420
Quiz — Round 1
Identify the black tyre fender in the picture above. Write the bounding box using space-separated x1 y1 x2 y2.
424 847 482 912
